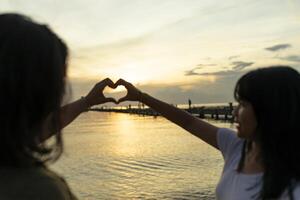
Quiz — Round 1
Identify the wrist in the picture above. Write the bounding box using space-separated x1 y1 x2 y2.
80 96 90 111
138 91 147 102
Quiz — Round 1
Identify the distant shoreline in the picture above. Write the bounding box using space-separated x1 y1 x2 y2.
89 102 235 122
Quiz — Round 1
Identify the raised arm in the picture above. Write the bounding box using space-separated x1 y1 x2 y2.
40 78 116 141
59 78 116 129
115 79 219 149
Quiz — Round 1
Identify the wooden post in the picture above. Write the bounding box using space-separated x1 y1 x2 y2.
199 108 204 118
215 109 219 120
229 102 234 122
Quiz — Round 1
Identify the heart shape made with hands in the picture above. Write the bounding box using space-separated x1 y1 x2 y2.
103 84 128 103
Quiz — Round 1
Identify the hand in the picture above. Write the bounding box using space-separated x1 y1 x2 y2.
114 79 142 103
85 78 117 107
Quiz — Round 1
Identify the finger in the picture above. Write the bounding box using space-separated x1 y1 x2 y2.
115 79 127 87
106 78 116 88
95 78 112 88
100 78 115 89
117 96 129 104
116 79 135 91
104 97 117 104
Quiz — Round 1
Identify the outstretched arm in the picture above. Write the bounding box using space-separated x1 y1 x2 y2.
40 78 117 141
115 79 219 149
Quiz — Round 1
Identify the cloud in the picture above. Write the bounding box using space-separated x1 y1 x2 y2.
265 44 291 52
231 61 254 71
185 61 254 77
184 70 199 76
76 32 153 55
184 67 203 76
185 68 235 77
184 64 216 76
278 55 300 63
197 64 216 67
193 69 249 78
132 79 237 104
228 55 240 60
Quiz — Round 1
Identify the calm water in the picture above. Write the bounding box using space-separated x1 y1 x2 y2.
51 112 234 199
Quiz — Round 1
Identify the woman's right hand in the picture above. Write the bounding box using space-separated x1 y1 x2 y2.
114 79 143 103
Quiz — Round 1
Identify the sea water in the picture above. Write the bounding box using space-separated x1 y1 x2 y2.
51 111 234 199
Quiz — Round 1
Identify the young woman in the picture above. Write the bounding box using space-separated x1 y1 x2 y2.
115 66 300 200
0 14 115 199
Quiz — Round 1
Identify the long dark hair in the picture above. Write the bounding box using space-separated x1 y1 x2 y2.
0 14 68 167
234 66 300 199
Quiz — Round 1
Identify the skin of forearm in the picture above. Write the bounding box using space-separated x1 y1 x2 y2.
140 93 198 129
59 97 88 129
39 98 88 142
139 92 218 148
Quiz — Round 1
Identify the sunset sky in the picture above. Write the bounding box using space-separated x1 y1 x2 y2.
1 0 300 105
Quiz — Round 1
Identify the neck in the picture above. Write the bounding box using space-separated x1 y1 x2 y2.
242 140 264 173
247 140 261 155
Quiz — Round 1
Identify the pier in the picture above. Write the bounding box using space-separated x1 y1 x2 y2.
89 102 235 122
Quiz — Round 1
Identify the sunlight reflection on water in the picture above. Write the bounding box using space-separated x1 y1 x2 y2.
51 112 235 199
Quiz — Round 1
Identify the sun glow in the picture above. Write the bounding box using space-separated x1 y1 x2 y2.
109 63 155 84
104 85 126 93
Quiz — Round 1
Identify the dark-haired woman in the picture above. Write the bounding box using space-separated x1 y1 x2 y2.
0 14 115 199
115 66 300 200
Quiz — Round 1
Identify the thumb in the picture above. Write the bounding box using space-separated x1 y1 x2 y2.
104 97 118 104
117 96 129 104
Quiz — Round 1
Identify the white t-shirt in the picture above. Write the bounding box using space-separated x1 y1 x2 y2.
215 128 300 200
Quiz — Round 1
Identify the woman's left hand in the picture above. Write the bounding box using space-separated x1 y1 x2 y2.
84 78 117 107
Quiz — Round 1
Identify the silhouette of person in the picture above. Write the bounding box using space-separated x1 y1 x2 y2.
0 13 116 199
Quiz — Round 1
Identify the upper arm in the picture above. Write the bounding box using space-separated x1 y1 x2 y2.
184 117 219 149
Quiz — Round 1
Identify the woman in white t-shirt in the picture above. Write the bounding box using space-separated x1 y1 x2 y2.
114 66 300 199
